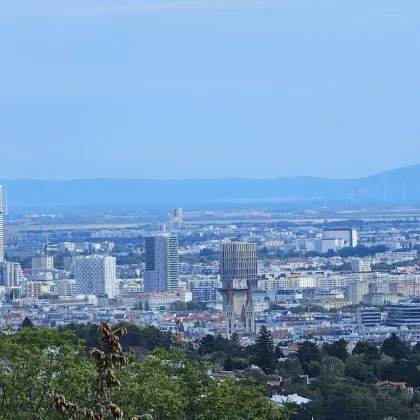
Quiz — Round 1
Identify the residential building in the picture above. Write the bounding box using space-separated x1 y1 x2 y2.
55 279 77 298
73 255 116 299
348 281 369 304
144 233 179 292
0 261 23 287
32 255 54 273
351 259 371 273
136 290 192 311
363 292 400 306
357 307 382 328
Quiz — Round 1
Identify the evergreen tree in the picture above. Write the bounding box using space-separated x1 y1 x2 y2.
251 326 276 374
144 301 150 311
224 356 234 371
381 333 411 359
21 316 34 329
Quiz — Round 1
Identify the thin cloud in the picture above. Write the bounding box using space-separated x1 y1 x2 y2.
2 0 296 19
360 13 412 21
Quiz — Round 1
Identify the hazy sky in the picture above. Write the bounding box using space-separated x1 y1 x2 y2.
1 0 419 180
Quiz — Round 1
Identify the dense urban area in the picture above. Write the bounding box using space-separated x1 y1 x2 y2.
4 185 420 419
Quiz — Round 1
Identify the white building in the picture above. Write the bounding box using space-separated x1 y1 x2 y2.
351 259 371 273
144 233 179 292
55 279 77 298
348 281 369 305
323 227 358 247
73 255 116 299
0 261 23 287
32 255 54 273
314 238 345 254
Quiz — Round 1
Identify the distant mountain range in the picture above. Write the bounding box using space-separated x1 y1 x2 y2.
1 165 419 210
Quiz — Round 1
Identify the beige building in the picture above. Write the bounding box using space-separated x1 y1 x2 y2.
32 256 54 272
348 281 369 305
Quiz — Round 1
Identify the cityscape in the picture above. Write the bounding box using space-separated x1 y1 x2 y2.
3 181 420 417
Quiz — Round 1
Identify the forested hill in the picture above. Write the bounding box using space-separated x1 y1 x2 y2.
2 164 420 209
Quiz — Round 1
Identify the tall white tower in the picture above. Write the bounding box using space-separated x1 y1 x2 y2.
0 186 4 263
73 255 116 299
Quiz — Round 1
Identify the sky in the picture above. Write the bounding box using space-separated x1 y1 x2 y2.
0 0 419 180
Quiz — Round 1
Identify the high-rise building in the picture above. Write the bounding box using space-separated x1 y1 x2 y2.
220 241 257 315
348 281 369 304
73 255 116 299
144 233 179 292
32 255 54 273
172 208 183 223
0 261 23 287
351 259 371 273
0 185 3 263
220 241 258 288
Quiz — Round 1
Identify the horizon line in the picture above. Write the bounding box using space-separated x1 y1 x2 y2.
0 163 418 183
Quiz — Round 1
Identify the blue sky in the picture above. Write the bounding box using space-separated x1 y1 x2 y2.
1 0 419 180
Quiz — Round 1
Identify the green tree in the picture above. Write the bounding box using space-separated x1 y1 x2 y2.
322 338 348 362
134 301 144 311
320 356 345 377
297 341 321 374
21 316 34 329
352 340 379 360
381 333 411 359
251 326 276 374
344 355 376 383
144 301 150 311
224 356 234 371
53 322 130 418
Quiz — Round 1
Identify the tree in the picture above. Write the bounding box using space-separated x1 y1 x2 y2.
53 322 130 419
320 356 345 377
134 301 143 311
21 316 34 328
381 333 411 359
322 338 348 362
144 301 150 311
344 355 376 383
297 341 321 374
251 326 276 374
170 301 188 311
352 340 379 360
0 326 291 420
275 346 285 359
224 356 234 371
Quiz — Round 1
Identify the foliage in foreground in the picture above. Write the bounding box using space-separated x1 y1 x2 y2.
0 326 289 420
